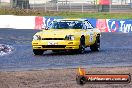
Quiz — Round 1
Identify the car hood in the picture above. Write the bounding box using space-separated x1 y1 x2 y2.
38 29 82 38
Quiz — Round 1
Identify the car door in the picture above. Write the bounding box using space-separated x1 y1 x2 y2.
83 20 95 45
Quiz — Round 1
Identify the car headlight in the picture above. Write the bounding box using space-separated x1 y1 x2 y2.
33 35 41 40
65 35 75 40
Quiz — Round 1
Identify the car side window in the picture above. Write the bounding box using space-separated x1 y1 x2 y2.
72 22 83 29
84 21 93 29
82 23 87 30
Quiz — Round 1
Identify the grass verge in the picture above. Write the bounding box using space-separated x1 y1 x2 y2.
0 8 132 19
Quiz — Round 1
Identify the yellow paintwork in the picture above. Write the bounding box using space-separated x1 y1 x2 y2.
32 29 100 50
32 19 100 51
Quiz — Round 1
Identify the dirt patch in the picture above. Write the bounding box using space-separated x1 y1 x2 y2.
0 67 132 88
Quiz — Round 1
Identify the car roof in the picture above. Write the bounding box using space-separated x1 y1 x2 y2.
54 18 87 21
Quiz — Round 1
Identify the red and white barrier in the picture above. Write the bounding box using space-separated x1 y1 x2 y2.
0 15 132 33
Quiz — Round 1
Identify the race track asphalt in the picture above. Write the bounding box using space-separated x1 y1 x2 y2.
0 28 132 71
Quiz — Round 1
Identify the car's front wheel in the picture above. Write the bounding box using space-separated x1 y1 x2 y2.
78 36 85 54
33 49 44 55
90 35 100 51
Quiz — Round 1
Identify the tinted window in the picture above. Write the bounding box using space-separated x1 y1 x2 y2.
49 20 83 29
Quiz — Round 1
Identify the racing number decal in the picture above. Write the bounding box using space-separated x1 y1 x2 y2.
90 34 94 42
86 31 94 42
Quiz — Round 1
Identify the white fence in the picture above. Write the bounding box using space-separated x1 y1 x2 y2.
0 0 132 12
0 15 35 29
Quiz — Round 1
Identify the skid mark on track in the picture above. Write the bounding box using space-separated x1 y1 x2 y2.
0 44 15 57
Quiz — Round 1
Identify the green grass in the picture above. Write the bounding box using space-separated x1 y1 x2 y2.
0 8 132 19
0 2 10 7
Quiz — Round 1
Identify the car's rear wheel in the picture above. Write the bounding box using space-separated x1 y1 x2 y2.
33 49 44 55
78 36 85 54
90 34 100 51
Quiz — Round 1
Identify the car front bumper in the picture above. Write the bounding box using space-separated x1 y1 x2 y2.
32 40 80 50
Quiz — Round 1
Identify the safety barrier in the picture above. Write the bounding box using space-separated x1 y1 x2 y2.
34 16 132 33
96 19 132 33
0 15 132 33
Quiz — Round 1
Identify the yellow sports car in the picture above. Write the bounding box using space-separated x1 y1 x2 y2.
32 19 101 55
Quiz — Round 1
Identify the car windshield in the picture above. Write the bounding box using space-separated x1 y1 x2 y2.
49 20 83 29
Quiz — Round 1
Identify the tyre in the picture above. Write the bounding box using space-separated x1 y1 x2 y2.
33 49 44 55
90 35 100 51
78 36 85 54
